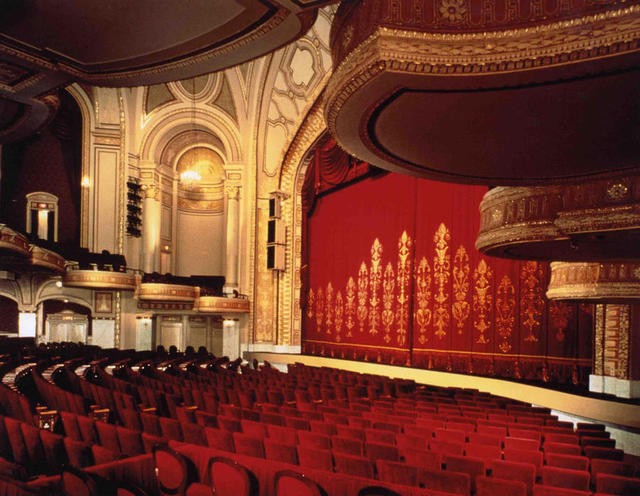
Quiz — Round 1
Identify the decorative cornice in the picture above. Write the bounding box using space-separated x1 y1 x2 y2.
63 270 137 290
197 296 250 313
547 262 640 300
136 283 200 302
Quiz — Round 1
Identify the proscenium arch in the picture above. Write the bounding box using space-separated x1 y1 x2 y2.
276 96 328 347
139 108 242 165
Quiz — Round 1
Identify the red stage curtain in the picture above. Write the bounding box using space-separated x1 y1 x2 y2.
303 169 593 385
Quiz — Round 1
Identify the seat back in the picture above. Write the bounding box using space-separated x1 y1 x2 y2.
208 456 257 496
153 445 199 496
274 470 325 496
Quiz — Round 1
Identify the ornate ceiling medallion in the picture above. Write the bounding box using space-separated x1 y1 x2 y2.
325 0 640 184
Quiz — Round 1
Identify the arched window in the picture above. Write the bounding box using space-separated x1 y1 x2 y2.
26 192 59 241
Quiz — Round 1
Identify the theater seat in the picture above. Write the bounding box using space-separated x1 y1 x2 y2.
540 466 590 492
297 446 334 471
376 459 419 486
274 470 325 496
207 456 258 496
153 445 200 496
596 473 640 495
476 475 526 496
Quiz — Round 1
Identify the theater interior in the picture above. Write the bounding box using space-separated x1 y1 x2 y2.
0 0 638 494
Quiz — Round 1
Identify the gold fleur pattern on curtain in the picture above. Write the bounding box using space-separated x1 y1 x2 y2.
335 290 344 342
496 275 515 353
521 261 545 343
433 223 451 339
549 300 573 342
345 277 356 336
415 256 432 344
357 262 368 333
396 231 412 347
325 283 334 334
452 245 470 334
473 259 492 344
307 289 314 320
382 262 395 343
369 239 383 335
315 287 324 334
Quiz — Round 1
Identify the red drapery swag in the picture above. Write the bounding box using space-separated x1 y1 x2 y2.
302 172 592 386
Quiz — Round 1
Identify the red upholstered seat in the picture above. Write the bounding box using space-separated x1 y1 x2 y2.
63 438 93 468
428 439 465 456
233 432 266 458
357 485 403 496
40 429 68 473
77 415 99 443
310 420 337 436
583 446 625 460
267 424 299 446
580 436 616 448
332 435 364 456
61 465 98 496
504 437 540 451
297 446 334 471
194 410 218 428
181 422 206 446
541 466 590 491
532 486 590 496
333 452 375 479
140 412 161 436
596 473 640 495
476 475 527 496
207 456 258 496
20 422 46 474
337 425 366 441
490 459 536 496
590 458 636 479
503 447 544 475
545 453 589 471
402 447 443 470
464 442 502 460
376 459 419 486
364 442 400 462
240 419 268 439
116 426 145 456
418 467 470 496
274 470 325 496
298 430 331 450
543 442 582 456
264 439 299 465
396 433 429 452
159 417 183 442
284 416 311 431
444 454 486 492
153 445 200 496
204 427 235 452
216 416 242 433
60 411 82 441
544 433 580 445
434 428 467 445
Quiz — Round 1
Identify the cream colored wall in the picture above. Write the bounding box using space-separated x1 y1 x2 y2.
176 211 224 276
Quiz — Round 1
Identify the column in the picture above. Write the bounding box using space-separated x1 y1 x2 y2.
141 181 160 274
224 184 240 295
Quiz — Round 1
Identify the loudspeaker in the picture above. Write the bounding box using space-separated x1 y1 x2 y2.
267 219 285 244
267 244 285 271
268 196 281 219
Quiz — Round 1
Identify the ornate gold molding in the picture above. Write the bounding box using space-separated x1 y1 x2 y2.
63 270 137 290
476 175 640 260
29 246 66 272
0 226 30 257
547 262 640 300
136 283 199 302
197 296 250 313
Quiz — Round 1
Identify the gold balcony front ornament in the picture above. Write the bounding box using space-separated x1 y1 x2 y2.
547 262 640 301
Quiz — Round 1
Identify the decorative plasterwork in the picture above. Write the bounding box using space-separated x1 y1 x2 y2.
0 225 30 257
547 262 640 300
324 1 640 183
476 175 640 260
136 283 199 302
197 296 250 313
63 270 138 291
29 246 65 273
